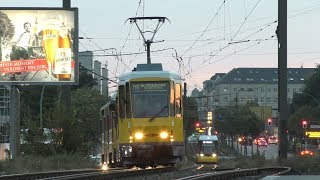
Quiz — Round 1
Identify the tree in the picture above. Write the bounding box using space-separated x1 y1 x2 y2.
289 65 320 135
71 65 98 91
72 87 106 154
215 104 262 137
183 97 199 137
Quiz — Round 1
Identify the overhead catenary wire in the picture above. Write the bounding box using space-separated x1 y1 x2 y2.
181 0 226 58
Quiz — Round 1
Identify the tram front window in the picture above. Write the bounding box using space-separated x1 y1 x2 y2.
131 82 169 118
202 145 215 155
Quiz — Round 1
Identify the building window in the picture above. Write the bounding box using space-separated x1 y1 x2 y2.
274 97 278 103
293 88 296 92
260 88 264 92
268 88 271 92
267 97 271 103
288 88 290 92
240 88 244 91
261 98 264 102
274 88 277 92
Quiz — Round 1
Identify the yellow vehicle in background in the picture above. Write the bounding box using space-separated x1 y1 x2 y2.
196 135 219 164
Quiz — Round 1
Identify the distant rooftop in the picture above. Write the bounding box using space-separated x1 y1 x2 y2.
217 68 315 84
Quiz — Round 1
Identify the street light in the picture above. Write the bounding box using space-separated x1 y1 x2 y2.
298 92 320 107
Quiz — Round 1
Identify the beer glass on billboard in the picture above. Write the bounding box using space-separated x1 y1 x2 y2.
42 17 59 80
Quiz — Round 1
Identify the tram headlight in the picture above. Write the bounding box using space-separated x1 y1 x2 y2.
160 132 169 139
212 153 217 157
200 153 204 157
134 132 144 140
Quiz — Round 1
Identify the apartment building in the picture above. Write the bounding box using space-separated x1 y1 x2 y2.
192 68 316 119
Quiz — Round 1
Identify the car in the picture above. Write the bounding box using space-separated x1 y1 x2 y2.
238 136 253 145
300 150 314 156
254 137 268 147
268 136 278 145
258 139 268 147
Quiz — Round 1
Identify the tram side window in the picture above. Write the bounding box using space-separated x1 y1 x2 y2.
175 84 181 116
170 82 175 116
125 83 131 118
119 85 125 119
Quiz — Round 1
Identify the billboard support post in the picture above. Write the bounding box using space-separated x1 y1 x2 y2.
9 85 20 159
62 0 72 126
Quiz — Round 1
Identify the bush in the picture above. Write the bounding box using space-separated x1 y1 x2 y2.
1 153 97 175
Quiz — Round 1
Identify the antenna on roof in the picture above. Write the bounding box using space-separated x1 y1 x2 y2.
126 17 170 64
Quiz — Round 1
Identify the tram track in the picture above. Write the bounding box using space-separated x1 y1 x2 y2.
0 166 175 180
176 166 291 180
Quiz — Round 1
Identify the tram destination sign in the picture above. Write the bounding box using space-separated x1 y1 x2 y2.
132 82 168 91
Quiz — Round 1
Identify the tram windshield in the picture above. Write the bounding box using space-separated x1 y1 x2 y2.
131 82 169 118
201 142 216 155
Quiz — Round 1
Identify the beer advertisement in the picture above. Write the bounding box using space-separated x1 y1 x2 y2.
0 8 78 84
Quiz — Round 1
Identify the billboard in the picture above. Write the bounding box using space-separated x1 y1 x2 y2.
0 8 78 85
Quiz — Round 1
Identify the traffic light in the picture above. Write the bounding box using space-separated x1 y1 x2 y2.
267 118 272 126
302 120 307 129
195 122 200 128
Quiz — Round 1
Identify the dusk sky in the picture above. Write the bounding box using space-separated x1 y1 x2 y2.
2 0 320 95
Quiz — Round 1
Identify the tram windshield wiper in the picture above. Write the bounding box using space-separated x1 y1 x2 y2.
148 105 168 122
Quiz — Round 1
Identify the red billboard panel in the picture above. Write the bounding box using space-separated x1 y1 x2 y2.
0 8 78 85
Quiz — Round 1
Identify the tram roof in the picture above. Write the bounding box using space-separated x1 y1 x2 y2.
199 135 218 141
118 70 182 83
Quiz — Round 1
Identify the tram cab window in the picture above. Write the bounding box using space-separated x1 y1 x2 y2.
175 84 181 116
118 85 125 119
131 82 169 118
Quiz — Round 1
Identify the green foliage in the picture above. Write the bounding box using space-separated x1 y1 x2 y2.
72 87 106 154
71 65 98 91
50 103 82 153
289 65 320 135
0 153 96 174
215 105 263 136
288 105 320 136
183 97 199 136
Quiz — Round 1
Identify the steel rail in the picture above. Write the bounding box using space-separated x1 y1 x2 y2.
0 168 101 180
176 166 291 180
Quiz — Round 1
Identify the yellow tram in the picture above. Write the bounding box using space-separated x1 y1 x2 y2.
196 135 219 164
101 63 184 167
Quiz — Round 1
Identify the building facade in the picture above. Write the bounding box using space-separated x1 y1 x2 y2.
79 51 108 97
193 68 315 119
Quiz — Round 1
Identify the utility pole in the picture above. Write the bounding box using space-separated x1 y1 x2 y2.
277 0 288 160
